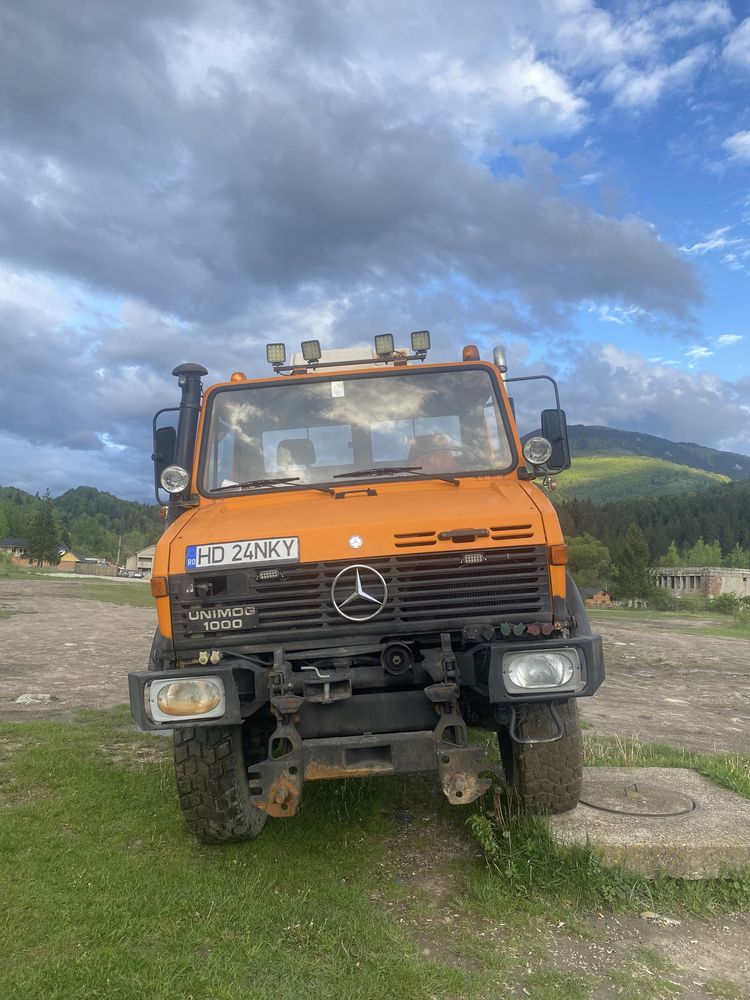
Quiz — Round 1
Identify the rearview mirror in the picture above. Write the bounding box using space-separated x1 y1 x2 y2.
540 408 570 473
152 425 177 492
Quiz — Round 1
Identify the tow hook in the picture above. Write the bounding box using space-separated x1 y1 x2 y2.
426 634 491 805
247 652 304 817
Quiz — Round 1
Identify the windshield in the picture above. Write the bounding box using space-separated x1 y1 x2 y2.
200 367 514 492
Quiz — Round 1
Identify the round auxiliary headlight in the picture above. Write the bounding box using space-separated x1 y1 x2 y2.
160 465 190 493
507 652 574 689
523 436 553 466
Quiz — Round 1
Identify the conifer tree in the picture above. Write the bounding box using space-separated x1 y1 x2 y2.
27 490 61 567
612 524 654 601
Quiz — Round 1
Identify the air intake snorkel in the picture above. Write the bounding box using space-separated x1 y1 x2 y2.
172 363 208 478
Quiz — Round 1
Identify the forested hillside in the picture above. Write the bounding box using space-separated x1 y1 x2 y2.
557 479 750 562
0 486 161 562
553 455 728 503
567 425 750 479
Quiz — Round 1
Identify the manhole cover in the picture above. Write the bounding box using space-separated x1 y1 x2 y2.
580 772 696 817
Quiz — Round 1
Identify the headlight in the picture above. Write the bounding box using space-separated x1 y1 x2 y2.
160 464 190 493
149 677 226 722
522 436 552 466
503 649 581 692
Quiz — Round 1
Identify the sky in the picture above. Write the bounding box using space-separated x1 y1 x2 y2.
0 0 749 500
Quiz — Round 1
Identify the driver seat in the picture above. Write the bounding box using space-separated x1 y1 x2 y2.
406 434 460 471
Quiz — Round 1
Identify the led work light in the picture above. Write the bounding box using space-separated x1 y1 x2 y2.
266 343 286 364
374 334 395 356
410 330 430 352
301 339 322 362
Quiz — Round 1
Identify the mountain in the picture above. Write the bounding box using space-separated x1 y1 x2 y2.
0 485 161 562
566 425 750 480
553 456 729 503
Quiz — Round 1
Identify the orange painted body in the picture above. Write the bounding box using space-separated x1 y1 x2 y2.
152 361 567 639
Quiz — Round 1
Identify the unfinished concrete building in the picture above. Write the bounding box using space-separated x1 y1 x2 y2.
656 566 750 599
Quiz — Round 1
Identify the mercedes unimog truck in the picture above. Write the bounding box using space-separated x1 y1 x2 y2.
129 333 604 843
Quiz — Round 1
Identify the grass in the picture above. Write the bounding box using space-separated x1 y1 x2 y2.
3 713 748 999
554 455 728 503
42 578 154 608
466 733 750 921
0 713 482 1000
589 606 750 641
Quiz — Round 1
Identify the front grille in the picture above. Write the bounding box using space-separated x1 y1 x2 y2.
170 545 552 648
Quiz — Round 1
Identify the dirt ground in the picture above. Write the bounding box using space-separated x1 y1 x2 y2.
1 579 748 756
2 577 749 996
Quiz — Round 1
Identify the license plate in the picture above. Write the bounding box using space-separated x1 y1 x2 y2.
185 537 299 571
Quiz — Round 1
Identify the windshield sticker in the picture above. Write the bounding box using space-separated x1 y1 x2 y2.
331 381 345 397
186 537 299 570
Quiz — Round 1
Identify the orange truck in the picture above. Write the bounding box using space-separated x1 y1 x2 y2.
129 333 604 842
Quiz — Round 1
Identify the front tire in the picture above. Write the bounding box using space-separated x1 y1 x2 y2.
498 699 583 814
173 725 267 843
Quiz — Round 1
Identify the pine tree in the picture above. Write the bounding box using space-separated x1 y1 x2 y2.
663 540 680 565
26 490 61 567
612 523 654 601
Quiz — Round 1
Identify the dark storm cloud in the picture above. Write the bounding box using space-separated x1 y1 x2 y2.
0 0 700 326
0 0 725 496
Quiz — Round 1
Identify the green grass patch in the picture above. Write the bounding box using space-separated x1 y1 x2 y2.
0 714 504 1000
3 714 749 998
554 455 728 503
37 578 154 608
466 735 750 922
704 977 743 999
583 732 750 800
588 607 750 641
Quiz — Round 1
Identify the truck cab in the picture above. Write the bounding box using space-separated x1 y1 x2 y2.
130 333 604 842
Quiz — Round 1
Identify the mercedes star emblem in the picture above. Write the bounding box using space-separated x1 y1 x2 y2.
331 564 388 621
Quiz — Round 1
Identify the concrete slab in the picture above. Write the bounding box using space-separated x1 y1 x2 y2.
548 767 750 879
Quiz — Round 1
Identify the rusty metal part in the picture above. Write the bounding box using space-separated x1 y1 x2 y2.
429 633 491 805
433 706 491 804
248 652 304 817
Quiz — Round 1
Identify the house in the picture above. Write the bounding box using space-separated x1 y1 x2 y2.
0 537 29 560
58 550 84 567
656 566 750 599
126 544 155 576
581 587 612 608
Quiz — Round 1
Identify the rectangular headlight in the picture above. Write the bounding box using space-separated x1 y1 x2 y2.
148 676 226 722
502 648 582 694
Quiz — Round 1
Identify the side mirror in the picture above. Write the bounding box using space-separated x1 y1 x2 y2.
540 408 570 473
152 425 177 492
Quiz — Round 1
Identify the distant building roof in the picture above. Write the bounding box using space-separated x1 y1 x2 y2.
581 587 610 597
0 537 28 548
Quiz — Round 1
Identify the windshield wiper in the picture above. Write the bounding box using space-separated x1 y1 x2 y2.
333 466 460 486
212 477 335 495
213 477 301 491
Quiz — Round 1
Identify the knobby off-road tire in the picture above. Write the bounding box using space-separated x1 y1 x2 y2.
498 700 583 814
173 725 267 843
497 573 588 814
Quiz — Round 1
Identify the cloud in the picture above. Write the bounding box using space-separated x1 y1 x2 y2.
724 17 750 71
0 0 732 499
602 43 712 109
555 343 750 455
680 227 742 255
715 334 743 347
723 131 750 162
